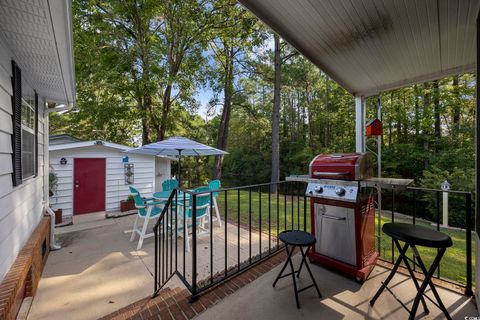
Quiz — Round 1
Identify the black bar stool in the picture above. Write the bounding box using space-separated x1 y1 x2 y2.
370 223 453 320
272 230 322 308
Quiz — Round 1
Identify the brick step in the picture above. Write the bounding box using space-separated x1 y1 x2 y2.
99 287 190 320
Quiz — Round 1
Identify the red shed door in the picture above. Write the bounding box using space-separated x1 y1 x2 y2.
73 158 106 215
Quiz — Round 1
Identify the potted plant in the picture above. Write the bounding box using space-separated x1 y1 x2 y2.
49 171 63 224
120 194 136 212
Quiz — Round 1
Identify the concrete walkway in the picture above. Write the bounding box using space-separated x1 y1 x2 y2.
27 212 270 320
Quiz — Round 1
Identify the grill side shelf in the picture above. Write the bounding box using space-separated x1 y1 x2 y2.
360 178 413 190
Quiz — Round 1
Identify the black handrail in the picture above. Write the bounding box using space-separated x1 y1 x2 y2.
152 181 474 300
378 186 474 296
153 189 178 296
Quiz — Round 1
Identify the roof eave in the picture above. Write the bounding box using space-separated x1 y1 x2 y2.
47 0 76 104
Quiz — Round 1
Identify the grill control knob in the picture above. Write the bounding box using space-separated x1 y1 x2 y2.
335 187 346 196
314 186 323 193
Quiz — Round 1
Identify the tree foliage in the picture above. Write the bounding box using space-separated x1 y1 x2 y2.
52 0 476 227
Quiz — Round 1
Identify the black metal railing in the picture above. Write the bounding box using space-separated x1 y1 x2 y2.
153 181 475 299
376 186 474 296
152 181 309 298
153 189 178 296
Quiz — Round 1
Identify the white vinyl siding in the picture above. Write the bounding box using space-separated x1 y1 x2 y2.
0 36 47 281
49 145 171 216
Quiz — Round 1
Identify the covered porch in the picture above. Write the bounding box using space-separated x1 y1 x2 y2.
26 0 480 319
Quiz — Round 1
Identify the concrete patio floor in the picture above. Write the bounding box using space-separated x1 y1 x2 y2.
196 255 477 320
26 212 270 320
26 212 477 320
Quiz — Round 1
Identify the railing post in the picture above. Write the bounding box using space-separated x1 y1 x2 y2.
191 193 198 300
303 184 307 232
391 189 395 263
465 193 473 296
153 223 158 295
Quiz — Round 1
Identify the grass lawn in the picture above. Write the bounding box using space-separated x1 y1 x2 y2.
215 190 474 286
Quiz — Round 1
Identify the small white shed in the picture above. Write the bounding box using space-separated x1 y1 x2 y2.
49 139 173 218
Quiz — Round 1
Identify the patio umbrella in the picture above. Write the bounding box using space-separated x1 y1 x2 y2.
126 136 227 187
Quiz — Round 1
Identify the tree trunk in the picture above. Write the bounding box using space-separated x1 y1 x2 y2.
136 96 150 145
423 82 431 168
388 92 393 146
433 80 441 152
158 84 173 141
213 46 234 180
452 75 460 137
422 82 431 133
402 90 408 141
413 84 419 137
270 34 281 193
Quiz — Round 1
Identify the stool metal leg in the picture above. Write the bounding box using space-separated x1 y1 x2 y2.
297 246 305 278
272 244 321 309
410 246 451 320
299 246 322 298
296 245 312 278
272 244 295 288
393 239 429 314
370 242 410 306
285 245 301 308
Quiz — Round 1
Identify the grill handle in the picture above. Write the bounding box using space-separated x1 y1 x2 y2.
313 171 351 177
321 214 346 221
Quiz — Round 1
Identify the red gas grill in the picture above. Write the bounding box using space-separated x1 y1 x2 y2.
290 153 378 283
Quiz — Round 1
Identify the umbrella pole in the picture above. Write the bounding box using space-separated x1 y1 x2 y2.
178 149 183 188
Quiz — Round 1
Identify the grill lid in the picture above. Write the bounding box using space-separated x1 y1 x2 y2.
309 153 373 181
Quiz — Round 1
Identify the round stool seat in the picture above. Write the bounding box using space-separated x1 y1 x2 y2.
383 223 452 248
279 230 316 247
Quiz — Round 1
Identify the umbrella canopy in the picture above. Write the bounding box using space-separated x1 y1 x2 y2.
127 136 227 157
126 136 227 187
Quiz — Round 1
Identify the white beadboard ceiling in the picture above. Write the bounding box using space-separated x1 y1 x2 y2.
239 0 479 96
0 0 75 104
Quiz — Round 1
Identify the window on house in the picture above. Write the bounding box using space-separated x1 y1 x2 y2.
11 61 38 186
21 99 35 179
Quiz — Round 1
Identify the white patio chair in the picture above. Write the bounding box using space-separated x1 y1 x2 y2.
130 192 165 250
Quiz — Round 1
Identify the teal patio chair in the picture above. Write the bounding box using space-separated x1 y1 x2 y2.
129 186 155 202
177 186 212 252
129 190 166 250
162 179 179 192
208 180 222 227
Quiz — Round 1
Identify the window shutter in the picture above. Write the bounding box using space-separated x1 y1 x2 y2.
11 61 22 186
34 91 38 177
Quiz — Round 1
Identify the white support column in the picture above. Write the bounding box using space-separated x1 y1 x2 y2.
376 95 382 251
363 98 367 152
355 96 364 153
377 96 382 178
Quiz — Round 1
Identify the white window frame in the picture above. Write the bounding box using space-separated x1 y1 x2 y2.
20 98 36 180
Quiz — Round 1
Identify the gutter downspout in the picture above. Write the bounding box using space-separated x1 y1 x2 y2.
43 103 74 250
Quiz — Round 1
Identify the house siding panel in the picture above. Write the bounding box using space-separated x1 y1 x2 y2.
0 50 47 281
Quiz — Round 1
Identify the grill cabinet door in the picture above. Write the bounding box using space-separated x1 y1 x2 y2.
315 204 356 266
